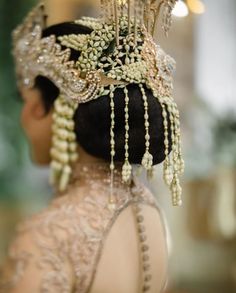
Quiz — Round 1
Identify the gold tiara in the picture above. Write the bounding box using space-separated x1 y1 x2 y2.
12 0 177 102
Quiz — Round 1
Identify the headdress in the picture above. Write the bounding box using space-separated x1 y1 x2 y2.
12 0 184 208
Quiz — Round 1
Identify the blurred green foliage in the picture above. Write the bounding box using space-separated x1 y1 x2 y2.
0 0 50 202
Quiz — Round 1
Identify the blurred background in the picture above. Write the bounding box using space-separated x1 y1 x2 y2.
0 0 236 292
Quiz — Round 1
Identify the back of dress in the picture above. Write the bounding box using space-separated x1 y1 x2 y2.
0 166 169 293
88 177 169 293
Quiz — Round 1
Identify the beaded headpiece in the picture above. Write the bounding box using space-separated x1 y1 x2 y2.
12 0 184 207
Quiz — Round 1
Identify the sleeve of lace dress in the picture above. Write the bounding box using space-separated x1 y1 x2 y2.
0 222 75 293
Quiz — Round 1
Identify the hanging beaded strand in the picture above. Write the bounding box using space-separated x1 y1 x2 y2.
122 86 132 182
165 98 182 206
169 99 184 206
108 84 117 210
160 96 183 206
152 90 182 206
173 104 185 175
139 84 154 179
161 102 173 187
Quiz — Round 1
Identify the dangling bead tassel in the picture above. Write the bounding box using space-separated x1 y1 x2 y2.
122 86 132 183
139 84 154 180
171 173 182 206
108 85 117 211
161 102 173 186
164 97 183 206
173 103 185 175
152 91 184 207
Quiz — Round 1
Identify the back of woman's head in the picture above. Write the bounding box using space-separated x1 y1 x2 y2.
35 22 172 165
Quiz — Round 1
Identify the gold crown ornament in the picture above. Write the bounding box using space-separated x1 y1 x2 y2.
12 0 184 208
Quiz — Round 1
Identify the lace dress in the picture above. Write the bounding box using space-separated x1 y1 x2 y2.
0 162 169 293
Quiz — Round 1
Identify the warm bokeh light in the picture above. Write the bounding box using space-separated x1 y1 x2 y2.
187 0 206 14
172 0 189 17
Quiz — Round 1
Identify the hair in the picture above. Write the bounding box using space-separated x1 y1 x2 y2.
34 22 172 165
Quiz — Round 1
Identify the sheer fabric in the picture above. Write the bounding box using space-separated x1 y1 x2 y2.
0 163 169 293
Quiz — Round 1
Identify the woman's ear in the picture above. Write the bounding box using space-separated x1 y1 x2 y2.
32 88 50 119
21 86 51 120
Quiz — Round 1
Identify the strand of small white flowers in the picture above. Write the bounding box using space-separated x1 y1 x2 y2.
108 84 117 210
76 23 115 72
139 84 154 179
122 86 132 183
50 96 79 192
58 34 89 51
75 17 101 30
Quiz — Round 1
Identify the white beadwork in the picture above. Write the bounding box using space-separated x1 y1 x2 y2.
122 86 132 183
139 84 153 173
108 84 117 210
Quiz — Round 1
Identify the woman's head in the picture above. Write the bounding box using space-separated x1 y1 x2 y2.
19 22 171 166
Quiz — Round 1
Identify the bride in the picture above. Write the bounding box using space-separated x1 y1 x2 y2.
0 0 184 292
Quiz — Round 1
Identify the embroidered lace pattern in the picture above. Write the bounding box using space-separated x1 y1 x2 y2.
0 163 167 293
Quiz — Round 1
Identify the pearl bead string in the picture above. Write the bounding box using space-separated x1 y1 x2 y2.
108 84 117 211
139 84 154 180
122 86 132 183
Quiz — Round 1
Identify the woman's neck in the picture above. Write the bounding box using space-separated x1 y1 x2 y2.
69 160 124 187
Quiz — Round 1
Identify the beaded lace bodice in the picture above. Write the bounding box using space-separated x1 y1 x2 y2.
0 162 168 293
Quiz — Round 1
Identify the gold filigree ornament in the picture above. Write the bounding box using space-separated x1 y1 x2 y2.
12 0 184 207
